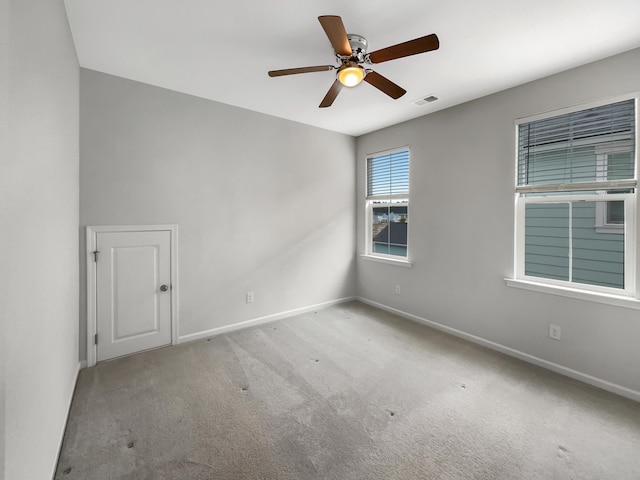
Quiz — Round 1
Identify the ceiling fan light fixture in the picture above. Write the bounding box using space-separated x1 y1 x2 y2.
337 64 365 87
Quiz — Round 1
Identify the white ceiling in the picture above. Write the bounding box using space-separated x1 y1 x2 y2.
64 0 640 137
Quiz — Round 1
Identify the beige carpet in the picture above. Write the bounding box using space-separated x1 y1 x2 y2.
56 301 640 479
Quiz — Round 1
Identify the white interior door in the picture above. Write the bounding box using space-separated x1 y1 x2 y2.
96 230 172 361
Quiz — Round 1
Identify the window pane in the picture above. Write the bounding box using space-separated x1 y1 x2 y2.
607 201 624 224
372 205 389 253
525 201 626 289
372 203 408 257
367 150 409 197
388 204 407 257
525 203 570 281
572 201 625 289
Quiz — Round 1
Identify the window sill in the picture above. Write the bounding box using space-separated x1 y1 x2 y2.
504 278 640 310
594 225 624 234
360 254 413 268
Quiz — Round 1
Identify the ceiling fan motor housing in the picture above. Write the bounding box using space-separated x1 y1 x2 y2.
344 34 368 62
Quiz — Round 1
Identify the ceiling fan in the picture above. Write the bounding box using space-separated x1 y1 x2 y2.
268 15 439 108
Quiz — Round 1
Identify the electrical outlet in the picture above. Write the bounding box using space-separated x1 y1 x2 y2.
549 324 561 340
395 285 401 295
246 291 254 304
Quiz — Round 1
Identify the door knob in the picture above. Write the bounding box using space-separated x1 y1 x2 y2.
160 285 169 292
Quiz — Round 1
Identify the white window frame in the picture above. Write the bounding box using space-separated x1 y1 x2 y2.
364 146 411 264
513 95 638 298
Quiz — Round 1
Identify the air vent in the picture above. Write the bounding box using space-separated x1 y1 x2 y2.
413 94 438 106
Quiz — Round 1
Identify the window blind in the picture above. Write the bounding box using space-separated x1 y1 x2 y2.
367 150 409 198
517 99 636 192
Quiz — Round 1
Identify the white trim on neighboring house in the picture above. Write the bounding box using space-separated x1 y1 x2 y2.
594 146 633 234
85 224 179 368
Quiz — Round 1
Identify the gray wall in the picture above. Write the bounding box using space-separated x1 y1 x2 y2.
2 0 80 478
80 70 356 358
356 47 640 394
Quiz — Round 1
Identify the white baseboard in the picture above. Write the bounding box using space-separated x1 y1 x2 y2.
51 361 82 480
178 296 357 344
357 297 640 403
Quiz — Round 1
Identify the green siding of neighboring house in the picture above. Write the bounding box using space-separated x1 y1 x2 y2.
525 203 570 281
525 202 624 288
572 201 624 288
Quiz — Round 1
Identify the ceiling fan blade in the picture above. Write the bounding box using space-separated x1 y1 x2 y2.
318 15 352 56
268 65 335 77
368 34 439 64
363 71 406 99
319 80 343 108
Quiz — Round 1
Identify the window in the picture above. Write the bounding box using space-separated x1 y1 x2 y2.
366 148 409 259
515 98 637 295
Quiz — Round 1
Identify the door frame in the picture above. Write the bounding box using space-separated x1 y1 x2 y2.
86 224 179 367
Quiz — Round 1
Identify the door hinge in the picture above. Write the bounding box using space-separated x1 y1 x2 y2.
94 333 98 345
92 250 99 262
